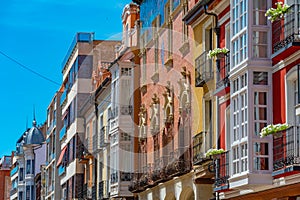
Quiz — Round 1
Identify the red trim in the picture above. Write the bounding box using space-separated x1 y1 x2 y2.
273 170 300 179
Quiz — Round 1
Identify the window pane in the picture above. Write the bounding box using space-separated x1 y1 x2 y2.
253 0 267 25
254 122 267 136
254 107 267 120
253 72 268 85
253 31 268 58
254 157 269 170
254 143 269 155
254 92 267 105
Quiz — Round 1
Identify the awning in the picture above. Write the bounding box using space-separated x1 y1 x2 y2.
56 146 67 167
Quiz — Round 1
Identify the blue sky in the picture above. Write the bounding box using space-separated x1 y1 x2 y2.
0 0 130 156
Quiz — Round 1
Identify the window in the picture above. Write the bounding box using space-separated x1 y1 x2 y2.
172 0 180 10
18 192 23 200
19 168 24 181
121 68 132 76
253 142 269 170
26 186 30 200
254 92 268 136
232 39 239 67
253 31 268 58
241 143 248 172
253 72 268 85
120 132 131 141
240 0 247 29
232 0 247 35
204 100 213 152
182 0 189 42
253 0 267 25
240 33 247 61
241 92 248 138
26 160 31 175
142 52 147 84
233 97 239 142
232 146 239 174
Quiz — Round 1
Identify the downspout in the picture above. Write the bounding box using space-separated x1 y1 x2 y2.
204 4 221 149
204 4 220 200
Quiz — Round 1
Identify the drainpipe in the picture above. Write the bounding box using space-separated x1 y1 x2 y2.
204 4 220 200
204 5 220 48
204 4 221 149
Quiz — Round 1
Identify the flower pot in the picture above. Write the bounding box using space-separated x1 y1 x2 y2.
216 53 226 59
273 131 283 139
210 154 221 160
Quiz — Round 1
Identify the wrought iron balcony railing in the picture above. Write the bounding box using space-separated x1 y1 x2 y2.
165 148 191 177
214 151 230 190
216 53 230 89
273 126 300 173
272 4 300 53
195 51 213 87
128 172 144 193
193 132 205 165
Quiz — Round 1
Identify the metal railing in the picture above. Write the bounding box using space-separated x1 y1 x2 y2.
195 51 213 87
273 126 300 171
216 53 230 89
214 151 230 188
273 4 300 53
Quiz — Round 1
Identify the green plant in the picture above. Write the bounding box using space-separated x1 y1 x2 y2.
205 149 225 157
265 2 290 22
208 48 229 59
260 123 289 138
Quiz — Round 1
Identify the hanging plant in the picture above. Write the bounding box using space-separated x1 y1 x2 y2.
208 47 229 59
205 148 225 158
260 123 289 138
265 2 290 22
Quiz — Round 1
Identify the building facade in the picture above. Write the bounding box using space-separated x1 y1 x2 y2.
11 120 46 200
0 156 12 200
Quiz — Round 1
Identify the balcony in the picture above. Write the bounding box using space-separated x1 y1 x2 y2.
215 53 230 96
92 134 98 153
60 88 68 108
10 166 18 176
92 185 96 200
165 148 191 177
10 188 17 196
47 121 56 135
99 180 109 199
59 125 66 140
214 151 230 192
82 183 88 200
272 4 300 62
195 51 213 87
62 32 94 71
128 172 144 193
272 126 300 178
151 159 167 184
111 172 118 184
58 165 66 176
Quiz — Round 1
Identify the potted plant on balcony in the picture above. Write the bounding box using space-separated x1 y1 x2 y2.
205 148 225 159
260 123 289 138
265 2 290 22
208 48 229 59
